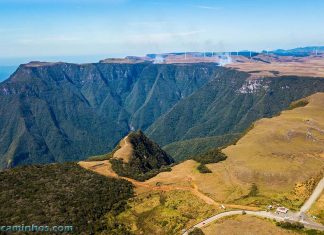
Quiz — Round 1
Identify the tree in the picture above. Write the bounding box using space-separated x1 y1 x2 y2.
248 183 258 197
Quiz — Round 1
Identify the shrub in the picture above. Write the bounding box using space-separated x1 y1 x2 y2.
192 148 227 164
189 227 205 235
248 183 259 197
276 221 304 230
197 164 212 174
87 153 112 161
289 99 309 110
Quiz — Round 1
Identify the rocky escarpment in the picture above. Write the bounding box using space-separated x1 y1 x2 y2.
0 62 221 169
1 60 324 169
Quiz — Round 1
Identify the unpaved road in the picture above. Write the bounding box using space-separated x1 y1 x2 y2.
79 160 259 211
300 177 324 213
79 160 324 233
183 177 324 234
183 210 324 235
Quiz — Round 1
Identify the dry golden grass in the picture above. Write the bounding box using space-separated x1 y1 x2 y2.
202 215 299 235
309 192 324 224
116 190 221 235
223 93 324 193
79 93 324 218
147 93 324 208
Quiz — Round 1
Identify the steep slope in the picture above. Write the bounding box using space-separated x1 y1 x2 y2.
147 76 324 146
0 62 219 169
2 60 324 169
109 130 174 181
222 93 324 200
145 93 324 208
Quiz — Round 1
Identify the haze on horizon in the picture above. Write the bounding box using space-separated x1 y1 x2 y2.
0 0 324 64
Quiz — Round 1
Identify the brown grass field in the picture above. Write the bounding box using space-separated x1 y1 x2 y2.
227 55 324 79
202 215 299 235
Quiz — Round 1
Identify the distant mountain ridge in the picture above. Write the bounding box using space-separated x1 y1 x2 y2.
0 62 219 169
1 59 324 169
271 46 324 56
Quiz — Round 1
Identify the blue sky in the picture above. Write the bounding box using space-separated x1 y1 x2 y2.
0 0 324 64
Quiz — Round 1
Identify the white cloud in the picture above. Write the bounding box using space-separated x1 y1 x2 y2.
193 5 222 10
128 21 169 27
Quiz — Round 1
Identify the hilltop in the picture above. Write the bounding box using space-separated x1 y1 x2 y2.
109 130 174 181
145 93 324 208
83 131 174 181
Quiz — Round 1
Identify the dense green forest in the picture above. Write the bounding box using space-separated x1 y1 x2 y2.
163 133 240 162
2 61 324 169
0 163 134 234
147 76 324 146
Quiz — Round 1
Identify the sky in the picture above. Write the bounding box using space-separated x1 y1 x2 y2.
0 0 324 64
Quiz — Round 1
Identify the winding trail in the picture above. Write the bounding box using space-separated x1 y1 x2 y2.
79 160 324 233
79 160 259 211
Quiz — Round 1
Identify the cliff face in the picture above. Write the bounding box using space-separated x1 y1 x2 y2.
146 76 324 146
1 61 324 169
0 62 221 168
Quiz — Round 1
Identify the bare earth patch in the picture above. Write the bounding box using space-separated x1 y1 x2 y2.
113 136 133 163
